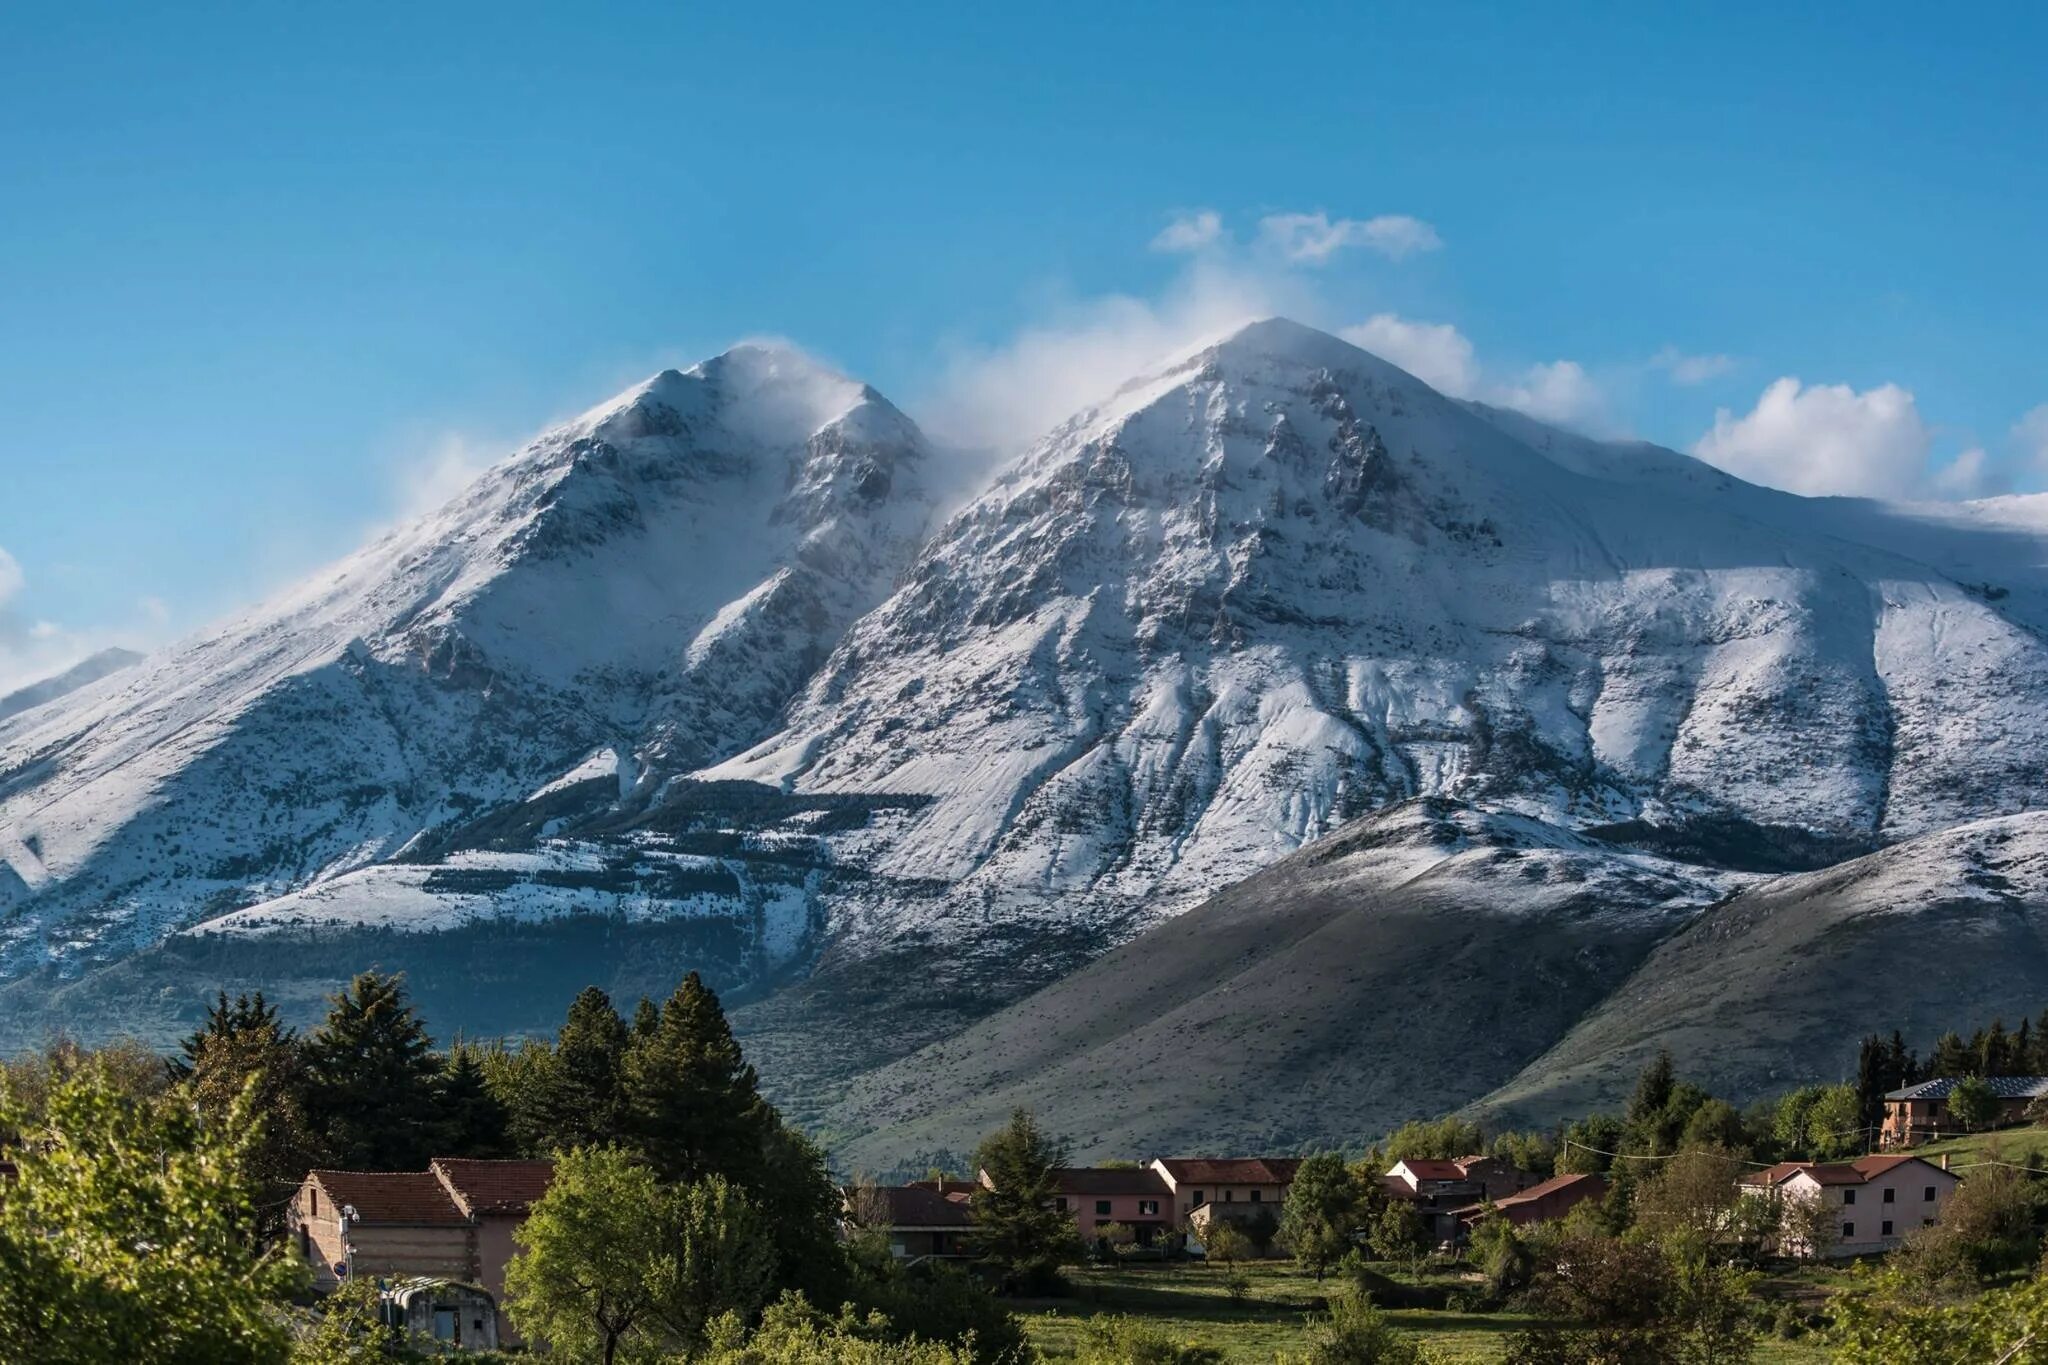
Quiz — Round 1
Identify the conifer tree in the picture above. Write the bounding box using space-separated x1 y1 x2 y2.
513 986 632 1153
621 971 769 1186
969 1108 1076 1293
632 996 660 1039
437 1044 513 1158
304 971 443 1170
179 991 321 1233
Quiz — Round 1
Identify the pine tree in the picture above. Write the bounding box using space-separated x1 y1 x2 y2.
304 970 443 1170
969 1109 1076 1293
1931 1031 1974 1078
620 972 770 1185
1984 1020 2011 1076
178 990 320 1233
1855 1035 1886 1127
632 997 660 1039
1627 1051 1675 1127
438 1044 513 1158
515 986 632 1153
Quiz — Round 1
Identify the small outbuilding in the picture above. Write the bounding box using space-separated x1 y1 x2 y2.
384 1277 500 1353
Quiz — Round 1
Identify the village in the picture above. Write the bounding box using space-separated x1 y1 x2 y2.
281 1061 2017 1354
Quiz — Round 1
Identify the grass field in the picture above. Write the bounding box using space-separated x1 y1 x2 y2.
1015 1261 1835 1361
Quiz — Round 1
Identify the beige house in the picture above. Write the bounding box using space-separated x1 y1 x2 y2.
1149 1157 1299 1234
1741 1154 1958 1258
289 1157 555 1346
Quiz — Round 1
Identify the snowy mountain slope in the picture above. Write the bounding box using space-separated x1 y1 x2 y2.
821 797 1742 1166
0 345 935 971
1471 809 2048 1128
13 315 2048 1116
705 319 2048 967
0 648 143 725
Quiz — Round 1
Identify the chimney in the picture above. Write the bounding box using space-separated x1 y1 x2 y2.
1941 1154 1950 1172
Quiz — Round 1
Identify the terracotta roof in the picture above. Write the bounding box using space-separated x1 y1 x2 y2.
1154 1158 1300 1185
1760 1154 1949 1189
1052 1167 1171 1196
308 1171 467 1225
1885 1075 2048 1101
431 1158 556 1215
1392 1159 1469 1182
852 1185 976 1228
1494 1172 1604 1208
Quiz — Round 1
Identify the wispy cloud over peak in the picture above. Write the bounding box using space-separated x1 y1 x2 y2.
1257 212 1442 264
1150 209 1223 254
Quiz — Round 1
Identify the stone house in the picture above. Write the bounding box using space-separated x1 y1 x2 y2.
289 1157 555 1346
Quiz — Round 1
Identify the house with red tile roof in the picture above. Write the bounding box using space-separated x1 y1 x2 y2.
1454 1172 1608 1233
288 1157 555 1348
1739 1153 1958 1258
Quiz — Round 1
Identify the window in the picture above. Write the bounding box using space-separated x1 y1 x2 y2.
1055 1197 1068 1212
1923 1218 1934 1227
1882 1187 1895 1203
1842 1188 1856 1205
1139 1200 1159 1216
1250 1190 1262 1203
309 1189 319 1217
1882 1220 1894 1237
1190 1190 1204 1207
1842 1222 1855 1239
1924 1186 1937 1201
1224 1190 1235 1203
1095 1200 1112 1216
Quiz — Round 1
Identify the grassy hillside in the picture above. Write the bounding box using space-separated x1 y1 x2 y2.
1474 819 2048 1130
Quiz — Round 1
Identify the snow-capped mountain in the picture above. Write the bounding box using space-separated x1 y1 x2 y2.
0 343 934 969
12 316 2048 1092
708 318 2048 955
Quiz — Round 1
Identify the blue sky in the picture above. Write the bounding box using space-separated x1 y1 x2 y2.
3 1 2046 688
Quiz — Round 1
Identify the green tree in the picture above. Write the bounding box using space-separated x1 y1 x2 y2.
517 986 632 1154
1948 1074 2000 1132
1280 1152 1366 1280
304 971 444 1170
179 992 321 1235
969 1108 1077 1293
1667 1250 1758 1364
1832 1262 2048 1362
504 1146 775 1364
1198 1216 1252 1272
698 1293 981 1364
0 1058 305 1364
1382 1117 1484 1162
1297 1292 1439 1364
1558 1113 1623 1174
1365 1200 1428 1265
1072 1314 1224 1364
506 1146 672 1365
434 1043 512 1158
661 1173 779 1349
621 971 771 1185
292 1277 399 1365
1802 1083 1864 1157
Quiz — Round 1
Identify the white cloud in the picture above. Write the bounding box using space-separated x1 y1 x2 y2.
1340 314 1479 397
1693 377 1933 498
918 257 1310 455
1929 447 1995 499
1651 346 1737 386
1492 360 1608 429
1257 212 1442 264
1150 209 1223 254
2017 405 2048 471
390 432 502 519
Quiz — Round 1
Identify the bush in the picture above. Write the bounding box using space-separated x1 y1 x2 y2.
845 1259 1027 1364
1296 1293 1439 1365
1071 1314 1224 1364
699 1293 981 1364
